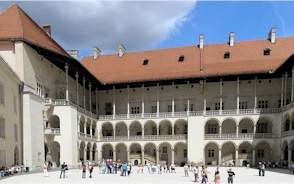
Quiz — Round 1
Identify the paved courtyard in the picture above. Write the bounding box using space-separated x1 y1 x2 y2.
0 166 293 184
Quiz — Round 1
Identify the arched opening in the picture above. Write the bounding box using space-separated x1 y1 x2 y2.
174 142 187 166
256 117 272 133
205 119 220 134
14 146 19 165
144 143 156 165
48 115 60 128
102 122 113 136
102 144 113 160
204 142 219 165
159 120 172 135
86 119 91 135
129 143 142 165
255 141 272 163
79 141 85 161
44 143 49 161
92 143 97 161
86 143 91 160
129 121 142 136
222 119 237 134
115 122 128 136
290 140 294 162
283 114 290 132
92 120 96 137
51 141 60 167
79 116 85 133
116 143 127 162
282 141 289 161
291 112 294 130
221 142 236 166
239 118 254 134
238 142 253 166
144 120 157 135
174 119 187 134
159 142 172 165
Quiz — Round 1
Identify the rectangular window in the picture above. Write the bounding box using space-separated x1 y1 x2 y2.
105 102 112 115
0 117 5 138
208 149 215 158
0 83 4 105
167 105 172 112
151 106 157 113
239 101 248 109
14 124 18 142
131 106 140 114
258 100 268 109
214 103 224 110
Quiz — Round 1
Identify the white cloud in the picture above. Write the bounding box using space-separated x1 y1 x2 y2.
0 1 196 54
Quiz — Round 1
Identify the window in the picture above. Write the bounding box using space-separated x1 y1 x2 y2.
208 149 215 158
185 104 194 111
143 59 149 65
239 101 248 109
13 96 17 113
151 105 157 113
131 106 140 114
105 102 112 115
263 48 271 56
184 149 187 158
224 51 230 59
207 124 218 134
258 100 268 108
257 149 264 158
0 82 4 105
168 105 172 112
214 102 224 110
14 124 18 142
0 117 5 138
178 55 185 62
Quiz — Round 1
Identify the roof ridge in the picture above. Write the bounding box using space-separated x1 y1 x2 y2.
14 4 24 39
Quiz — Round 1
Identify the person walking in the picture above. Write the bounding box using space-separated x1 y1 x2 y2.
59 162 67 179
227 168 235 184
88 163 94 178
258 161 262 176
192 165 198 182
214 168 220 184
200 166 208 184
81 162 86 179
261 162 265 176
43 162 48 177
127 163 132 176
184 164 189 177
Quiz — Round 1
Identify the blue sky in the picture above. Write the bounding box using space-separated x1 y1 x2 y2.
157 1 294 49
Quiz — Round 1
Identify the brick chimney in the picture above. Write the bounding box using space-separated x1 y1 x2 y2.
42 24 51 37
229 32 235 47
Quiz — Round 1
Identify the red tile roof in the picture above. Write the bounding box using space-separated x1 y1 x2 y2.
81 37 294 85
0 4 69 57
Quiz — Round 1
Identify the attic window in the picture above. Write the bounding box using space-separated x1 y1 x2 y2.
178 55 185 62
263 48 271 56
224 51 230 59
143 59 149 65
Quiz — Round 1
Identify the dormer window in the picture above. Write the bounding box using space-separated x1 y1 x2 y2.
263 48 271 56
178 55 185 62
143 59 149 65
224 51 230 59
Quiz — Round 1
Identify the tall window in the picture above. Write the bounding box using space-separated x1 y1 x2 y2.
239 101 248 109
151 105 157 113
131 106 140 114
258 100 268 108
0 82 4 105
208 149 215 158
14 124 18 142
214 103 224 110
0 117 5 138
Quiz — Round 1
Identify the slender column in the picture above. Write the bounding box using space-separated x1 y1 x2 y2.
95 88 98 115
142 149 145 165
113 127 116 139
254 76 257 111
172 82 175 116
156 149 159 164
127 127 130 140
83 77 86 108
285 72 288 105
291 66 294 102
171 148 175 165
142 126 144 138
253 125 256 134
219 78 223 114
157 125 159 136
219 125 222 137
141 84 145 118
90 123 93 138
236 77 240 114
236 125 239 138
65 64 69 101
203 80 206 115
84 123 87 135
252 149 256 166
83 149 86 161
187 81 190 116
89 82 92 112
127 150 130 163
112 86 116 119
172 125 174 135
281 75 284 107
75 72 79 106
113 149 116 161
127 85 130 118
288 148 292 164
156 83 160 117
235 149 239 166
218 149 222 165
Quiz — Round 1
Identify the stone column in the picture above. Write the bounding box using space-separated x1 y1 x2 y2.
218 149 222 166
291 66 294 102
219 79 223 114
254 76 257 111
90 123 93 138
89 82 92 112
141 84 145 118
83 77 86 108
75 72 79 106
172 82 175 116
236 77 240 114
84 123 87 135
113 127 116 139
285 72 288 105
156 149 159 164
83 148 86 161
127 127 130 140
112 86 116 119
281 74 284 107
157 83 160 117
65 64 69 101
252 149 256 166
236 125 239 138
219 125 222 138
171 148 175 165
113 149 116 161
127 85 130 118
95 88 98 115
142 149 145 165
127 150 130 163
172 125 174 135
235 149 239 166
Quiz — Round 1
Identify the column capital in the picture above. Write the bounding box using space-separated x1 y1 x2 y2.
64 63 69 70
83 77 86 82
75 71 79 78
89 82 92 88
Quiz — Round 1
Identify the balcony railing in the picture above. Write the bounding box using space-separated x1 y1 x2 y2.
204 133 276 140
100 134 187 142
78 132 97 141
282 130 294 137
44 128 60 135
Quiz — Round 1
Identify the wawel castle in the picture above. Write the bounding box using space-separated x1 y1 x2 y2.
0 4 294 170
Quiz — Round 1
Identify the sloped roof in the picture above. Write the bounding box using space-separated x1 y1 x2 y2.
81 37 294 85
0 4 69 57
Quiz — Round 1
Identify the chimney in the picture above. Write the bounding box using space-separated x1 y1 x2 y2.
67 50 79 60
42 24 51 37
268 27 277 44
229 32 235 47
199 34 204 49
93 47 101 59
118 44 126 57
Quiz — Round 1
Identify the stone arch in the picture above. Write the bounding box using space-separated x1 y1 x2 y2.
115 121 128 136
92 120 96 137
158 142 172 165
102 143 113 160
116 143 127 162
129 121 142 136
255 141 272 163
222 118 237 134
51 141 60 167
79 116 85 133
283 114 290 132
79 141 85 161
205 118 220 134
48 115 60 128
144 120 157 135
86 119 91 135
174 119 188 135
102 122 113 136
256 117 272 133
238 142 253 166
92 143 97 161
174 142 187 166
159 120 172 135
129 143 142 165
14 146 19 165
221 142 236 166
204 142 219 166
144 143 157 165
239 118 254 134
282 141 289 161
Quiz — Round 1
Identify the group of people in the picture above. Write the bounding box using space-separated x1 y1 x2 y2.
0 165 29 178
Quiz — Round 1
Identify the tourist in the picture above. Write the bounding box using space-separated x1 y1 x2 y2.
120 162 127 176
88 163 94 178
227 168 235 184
184 164 189 177
81 162 86 178
157 164 162 174
127 163 132 176
261 162 265 176
147 163 151 174
59 162 67 179
171 163 176 173
192 165 198 182
43 162 48 177
258 161 262 176
200 166 208 184
214 167 220 184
